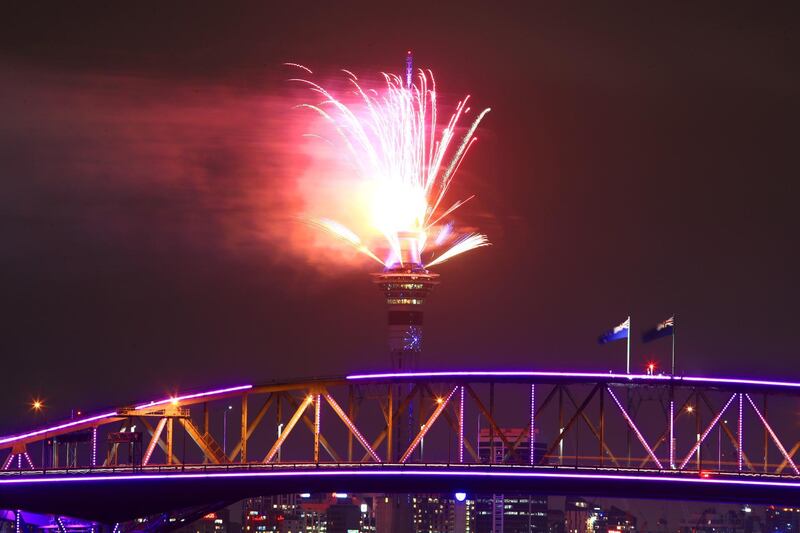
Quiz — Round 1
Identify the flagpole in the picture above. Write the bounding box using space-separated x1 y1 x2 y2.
626 315 631 374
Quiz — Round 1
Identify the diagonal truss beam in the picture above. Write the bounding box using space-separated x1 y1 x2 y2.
422 384 479 462
323 392 381 463
139 417 180 465
278 392 342 463
264 394 313 463
697 391 755 471
465 384 520 464
360 385 420 462
608 387 663 469
745 393 799 474
142 418 167 466
562 386 621 468
228 393 274 462
500 385 559 465
178 417 227 464
638 394 705 469
777 441 800 474
2 453 14 470
679 393 737 470
400 386 458 463
542 384 600 465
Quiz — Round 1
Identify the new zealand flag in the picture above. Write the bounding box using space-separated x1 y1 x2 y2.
598 317 630 344
642 316 675 343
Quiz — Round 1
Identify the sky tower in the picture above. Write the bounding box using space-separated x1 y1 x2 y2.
371 240 439 372
371 50 440 374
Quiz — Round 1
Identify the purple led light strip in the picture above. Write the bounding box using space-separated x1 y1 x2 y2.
135 384 253 410
0 412 118 446
745 394 799 475
738 394 743 472
347 371 800 391
530 384 535 466
142 418 167 466
679 393 737 470
669 400 675 469
2 453 14 470
323 394 381 463
458 386 465 464
400 387 458 463
607 387 663 469
1 468 799 490
91 427 98 467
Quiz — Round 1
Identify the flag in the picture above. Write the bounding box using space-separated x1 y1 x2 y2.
598 317 630 344
642 316 675 343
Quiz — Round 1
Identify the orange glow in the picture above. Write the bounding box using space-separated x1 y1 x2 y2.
31 400 43 411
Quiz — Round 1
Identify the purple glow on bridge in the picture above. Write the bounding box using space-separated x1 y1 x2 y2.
347 371 800 391
0 412 119 446
679 394 737 470
607 387 663 469
134 384 253 410
746 394 799 474
0 467 799 491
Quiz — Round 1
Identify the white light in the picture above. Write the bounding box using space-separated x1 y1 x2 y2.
455 492 467 502
360 503 368 513
300 493 311 498
335 493 348 498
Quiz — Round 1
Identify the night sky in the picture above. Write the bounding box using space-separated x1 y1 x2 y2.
1 3 798 431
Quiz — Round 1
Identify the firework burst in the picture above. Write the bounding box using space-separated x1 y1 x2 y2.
290 63 490 269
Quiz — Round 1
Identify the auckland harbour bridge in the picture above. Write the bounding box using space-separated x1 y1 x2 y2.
1 370 799 529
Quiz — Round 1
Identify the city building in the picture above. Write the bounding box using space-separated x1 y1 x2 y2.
474 428 548 532
765 506 799 533
173 508 237 533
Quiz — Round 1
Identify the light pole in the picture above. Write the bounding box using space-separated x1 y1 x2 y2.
420 424 425 462
32 400 44 469
277 423 284 462
222 405 233 456
719 420 727 470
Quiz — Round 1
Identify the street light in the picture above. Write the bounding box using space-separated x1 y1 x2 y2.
31 400 43 412
277 423 284 462
719 420 728 470
222 405 233 455
420 424 426 461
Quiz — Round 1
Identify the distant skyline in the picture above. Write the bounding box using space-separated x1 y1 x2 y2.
1 2 798 428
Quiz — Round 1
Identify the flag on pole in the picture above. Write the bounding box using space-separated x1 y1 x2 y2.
597 317 630 344
642 316 675 343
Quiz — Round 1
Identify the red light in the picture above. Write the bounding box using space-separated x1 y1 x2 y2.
700 471 711 478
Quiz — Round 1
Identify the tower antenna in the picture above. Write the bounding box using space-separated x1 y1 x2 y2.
405 50 413 89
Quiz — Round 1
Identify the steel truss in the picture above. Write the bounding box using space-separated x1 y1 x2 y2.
0 373 798 479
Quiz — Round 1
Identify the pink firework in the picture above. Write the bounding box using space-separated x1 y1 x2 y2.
290 62 490 269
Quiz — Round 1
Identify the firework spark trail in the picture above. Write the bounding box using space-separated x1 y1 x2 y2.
290 64 491 268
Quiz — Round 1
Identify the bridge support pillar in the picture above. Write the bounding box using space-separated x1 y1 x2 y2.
240 394 248 463
166 418 173 465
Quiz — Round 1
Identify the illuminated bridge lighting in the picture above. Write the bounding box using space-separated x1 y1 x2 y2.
0 412 118 446
134 384 253 410
0 467 799 491
347 371 800 391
